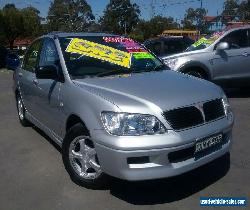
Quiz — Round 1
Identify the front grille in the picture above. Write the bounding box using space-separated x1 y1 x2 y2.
163 98 225 130
203 99 225 122
163 106 203 130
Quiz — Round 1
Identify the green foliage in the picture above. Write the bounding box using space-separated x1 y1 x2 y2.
0 4 42 48
182 8 209 33
132 16 179 41
99 0 140 35
221 0 239 23
1 4 24 48
21 7 42 38
221 0 250 22
237 0 250 21
47 0 95 32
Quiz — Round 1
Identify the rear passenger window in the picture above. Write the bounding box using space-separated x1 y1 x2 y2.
22 40 42 72
220 29 249 49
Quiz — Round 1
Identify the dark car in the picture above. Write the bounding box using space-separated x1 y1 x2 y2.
0 45 8 68
144 36 194 57
6 53 20 70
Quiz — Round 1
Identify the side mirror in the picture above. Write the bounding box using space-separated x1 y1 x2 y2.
36 65 59 80
216 42 229 52
6 53 20 70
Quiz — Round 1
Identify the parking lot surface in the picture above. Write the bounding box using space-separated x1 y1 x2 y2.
0 70 249 210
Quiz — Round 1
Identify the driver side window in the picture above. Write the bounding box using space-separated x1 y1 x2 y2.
39 39 60 67
38 38 64 81
220 29 249 49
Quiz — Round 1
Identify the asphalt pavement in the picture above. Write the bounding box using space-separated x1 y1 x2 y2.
0 70 249 210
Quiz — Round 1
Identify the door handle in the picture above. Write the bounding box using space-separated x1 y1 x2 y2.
32 79 38 86
242 52 249 57
18 72 23 77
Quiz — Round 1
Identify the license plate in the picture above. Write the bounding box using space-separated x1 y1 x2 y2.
195 133 223 154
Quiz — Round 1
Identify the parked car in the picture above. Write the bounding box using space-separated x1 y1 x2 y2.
0 45 7 68
162 26 250 87
6 53 20 70
144 36 194 57
13 32 234 188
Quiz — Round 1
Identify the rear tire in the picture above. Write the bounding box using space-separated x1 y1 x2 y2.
16 93 31 127
62 123 108 189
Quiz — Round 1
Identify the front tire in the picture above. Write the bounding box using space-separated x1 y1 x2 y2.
62 123 107 189
186 70 205 79
16 93 31 127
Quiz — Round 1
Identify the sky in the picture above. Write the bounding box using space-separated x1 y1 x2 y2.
0 0 228 23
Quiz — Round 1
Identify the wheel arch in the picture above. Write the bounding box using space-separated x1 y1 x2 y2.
179 61 211 80
65 114 90 136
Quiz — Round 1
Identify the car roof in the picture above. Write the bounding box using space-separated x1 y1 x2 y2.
42 32 118 39
222 25 250 34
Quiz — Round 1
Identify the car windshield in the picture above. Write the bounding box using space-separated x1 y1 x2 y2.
186 31 225 52
59 36 166 78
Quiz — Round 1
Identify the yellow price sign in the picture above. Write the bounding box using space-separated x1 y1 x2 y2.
66 38 131 68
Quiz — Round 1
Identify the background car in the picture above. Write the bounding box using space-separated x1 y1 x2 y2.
0 45 8 68
162 26 250 88
6 53 20 70
144 36 194 58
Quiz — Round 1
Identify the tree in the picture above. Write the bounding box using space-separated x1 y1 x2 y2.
131 16 178 41
182 8 209 33
238 0 250 21
99 0 140 35
221 0 239 23
21 7 43 38
47 0 95 32
1 4 24 49
0 10 7 45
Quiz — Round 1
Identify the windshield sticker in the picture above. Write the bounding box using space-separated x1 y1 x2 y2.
192 31 225 48
66 38 131 68
192 37 213 47
132 52 154 59
126 47 147 53
122 41 148 53
103 37 134 43
103 36 149 53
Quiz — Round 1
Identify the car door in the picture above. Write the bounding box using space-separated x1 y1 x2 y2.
33 38 65 137
18 39 42 117
211 29 250 82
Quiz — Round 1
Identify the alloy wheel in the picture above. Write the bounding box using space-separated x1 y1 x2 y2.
69 136 102 180
17 97 24 120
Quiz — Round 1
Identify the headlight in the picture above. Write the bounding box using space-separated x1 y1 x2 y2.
101 112 167 136
222 94 232 116
163 58 178 69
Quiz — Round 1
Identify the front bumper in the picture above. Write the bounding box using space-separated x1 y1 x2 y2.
95 129 231 181
93 115 233 181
